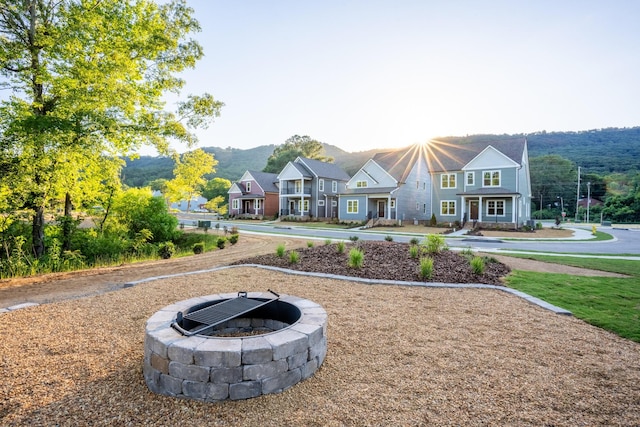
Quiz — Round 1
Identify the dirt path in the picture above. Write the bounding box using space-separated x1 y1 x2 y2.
0 232 622 309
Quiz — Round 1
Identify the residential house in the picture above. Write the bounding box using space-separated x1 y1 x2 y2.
428 138 532 228
278 157 350 218
338 144 431 224
228 170 279 218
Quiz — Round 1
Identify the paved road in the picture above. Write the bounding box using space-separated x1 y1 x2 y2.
177 214 640 257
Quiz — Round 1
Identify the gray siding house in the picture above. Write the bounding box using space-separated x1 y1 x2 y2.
278 157 350 219
428 138 532 227
338 144 431 224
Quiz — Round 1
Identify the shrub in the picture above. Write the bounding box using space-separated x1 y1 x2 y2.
409 245 419 259
419 257 434 279
349 235 359 243
324 238 332 245
348 248 364 268
193 242 205 254
289 250 299 264
409 237 420 245
230 226 239 235
536 222 543 230
158 241 176 259
276 244 286 257
307 241 314 248
336 241 345 254
461 246 474 257
384 235 393 242
229 234 239 245
591 225 597 235
423 234 447 254
216 237 227 250
471 256 485 275
429 213 437 227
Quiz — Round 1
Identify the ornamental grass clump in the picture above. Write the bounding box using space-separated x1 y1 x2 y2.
289 250 300 264
348 248 364 268
422 234 447 254
409 245 419 259
336 241 345 254
419 257 434 279
471 256 485 275
307 241 314 248
276 244 286 257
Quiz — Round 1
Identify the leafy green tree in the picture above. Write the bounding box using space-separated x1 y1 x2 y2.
0 0 222 257
166 149 217 212
263 135 332 173
202 177 232 203
530 155 577 214
204 196 228 216
107 188 178 243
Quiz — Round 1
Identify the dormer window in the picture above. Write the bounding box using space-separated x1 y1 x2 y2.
245 182 251 192
356 180 368 188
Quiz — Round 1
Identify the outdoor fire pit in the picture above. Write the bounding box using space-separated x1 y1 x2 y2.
143 291 328 402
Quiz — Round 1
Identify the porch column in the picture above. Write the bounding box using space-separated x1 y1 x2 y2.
512 195 516 223
478 196 483 222
387 195 391 219
460 196 466 223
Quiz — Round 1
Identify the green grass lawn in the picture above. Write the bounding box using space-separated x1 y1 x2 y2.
504 255 640 342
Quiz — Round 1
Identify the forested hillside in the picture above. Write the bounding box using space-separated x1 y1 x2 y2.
438 127 640 174
121 127 640 187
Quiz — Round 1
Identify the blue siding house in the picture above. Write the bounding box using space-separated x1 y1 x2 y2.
427 138 532 227
339 144 431 224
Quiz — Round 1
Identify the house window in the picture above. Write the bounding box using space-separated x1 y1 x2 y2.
298 199 309 212
487 200 505 216
347 200 358 214
466 172 474 186
423 203 427 214
295 180 302 193
416 202 420 211
390 199 396 208
232 199 239 210
356 180 368 188
441 173 456 188
416 181 420 189
423 182 426 190
318 200 325 206
319 179 324 192
332 181 337 193
441 200 456 216
331 200 337 207
245 182 251 192
483 170 500 187
255 199 262 210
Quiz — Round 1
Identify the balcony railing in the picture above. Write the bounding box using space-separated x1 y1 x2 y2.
280 186 312 195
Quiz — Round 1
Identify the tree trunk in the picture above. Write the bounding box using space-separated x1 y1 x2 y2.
32 205 45 258
62 192 73 251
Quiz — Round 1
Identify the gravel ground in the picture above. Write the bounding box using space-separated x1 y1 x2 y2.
2 265 639 426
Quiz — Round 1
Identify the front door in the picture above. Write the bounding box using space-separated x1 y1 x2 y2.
244 200 251 214
289 200 296 215
470 201 479 220
377 201 386 218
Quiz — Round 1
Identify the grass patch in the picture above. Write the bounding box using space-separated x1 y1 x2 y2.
503 256 640 342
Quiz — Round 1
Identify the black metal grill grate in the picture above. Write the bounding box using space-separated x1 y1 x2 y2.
172 291 279 336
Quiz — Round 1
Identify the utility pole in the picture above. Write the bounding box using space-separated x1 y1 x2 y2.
587 181 591 224
575 166 581 222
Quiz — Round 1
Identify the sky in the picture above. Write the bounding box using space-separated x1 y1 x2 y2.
152 1 640 154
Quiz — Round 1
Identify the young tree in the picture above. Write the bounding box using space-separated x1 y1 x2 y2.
204 196 228 216
167 149 217 212
202 177 232 203
263 135 333 173
0 0 223 257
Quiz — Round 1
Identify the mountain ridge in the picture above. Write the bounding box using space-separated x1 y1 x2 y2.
121 127 640 187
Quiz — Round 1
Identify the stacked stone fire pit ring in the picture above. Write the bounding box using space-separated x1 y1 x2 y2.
143 291 328 402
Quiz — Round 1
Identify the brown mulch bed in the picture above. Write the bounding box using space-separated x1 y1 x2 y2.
231 241 511 285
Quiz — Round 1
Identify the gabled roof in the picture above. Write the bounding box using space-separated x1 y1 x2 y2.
297 157 350 181
371 144 426 183
426 138 526 172
247 170 279 193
